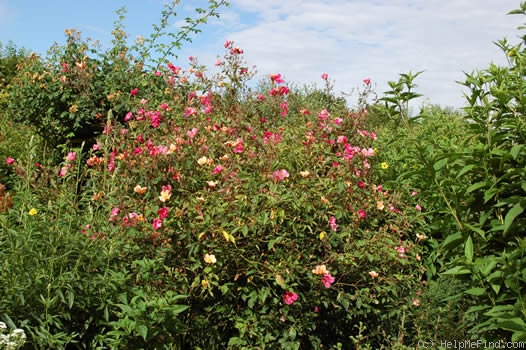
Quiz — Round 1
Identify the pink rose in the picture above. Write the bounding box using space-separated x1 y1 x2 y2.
282 291 298 305
321 274 335 288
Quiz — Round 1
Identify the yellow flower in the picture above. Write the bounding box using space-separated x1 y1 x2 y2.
167 144 177 154
380 162 389 169
28 208 37 216
319 231 326 240
159 190 171 202
91 191 104 201
368 271 379 278
377 201 385 210
201 279 209 288
206 180 218 188
134 185 147 195
197 156 208 166
69 104 78 113
204 253 217 264
312 264 329 275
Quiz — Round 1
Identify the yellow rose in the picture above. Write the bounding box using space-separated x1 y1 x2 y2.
134 185 147 195
159 190 171 202
312 264 329 275
204 253 217 264
369 271 379 278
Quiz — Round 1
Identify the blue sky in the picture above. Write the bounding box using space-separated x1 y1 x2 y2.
1 0 525 109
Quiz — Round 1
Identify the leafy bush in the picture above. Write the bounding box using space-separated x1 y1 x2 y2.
0 41 29 89
373 4 526 342
6 2 227 150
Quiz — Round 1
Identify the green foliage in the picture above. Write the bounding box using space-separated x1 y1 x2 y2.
6 1 229 149
0 41 29 89
449 22 526 339
373 4 526 342
374 71 424 128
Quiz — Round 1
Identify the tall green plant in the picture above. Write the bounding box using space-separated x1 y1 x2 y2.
377 71 423 128
386 4 526 341
449 16 526 338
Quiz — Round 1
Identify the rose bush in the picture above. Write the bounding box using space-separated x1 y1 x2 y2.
0 2 474 349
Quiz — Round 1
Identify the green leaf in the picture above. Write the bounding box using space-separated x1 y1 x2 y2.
484 187 498 204
510 144 523 160
507 9 526 15
440 232 463 250
466 181 487 194
493 318 526 332
276 274 286 289
228 337 245 346
484 304 516 316
433 158 447 171
464 223 486 239
171 304 190 314
503 202 525 233
67 290 74 309
464 236 473 263
136 324 148 340
442 265 471 275
465 305 491 314
512 331 526 342
456 164 476 179
477 258 497 277
463 287 486 296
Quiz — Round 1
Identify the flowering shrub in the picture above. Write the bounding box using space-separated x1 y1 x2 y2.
0 2 449 349
0 322 26 350
6 2 227 150
61 36 428 348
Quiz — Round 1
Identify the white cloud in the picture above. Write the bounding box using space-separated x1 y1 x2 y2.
176 0 526 109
